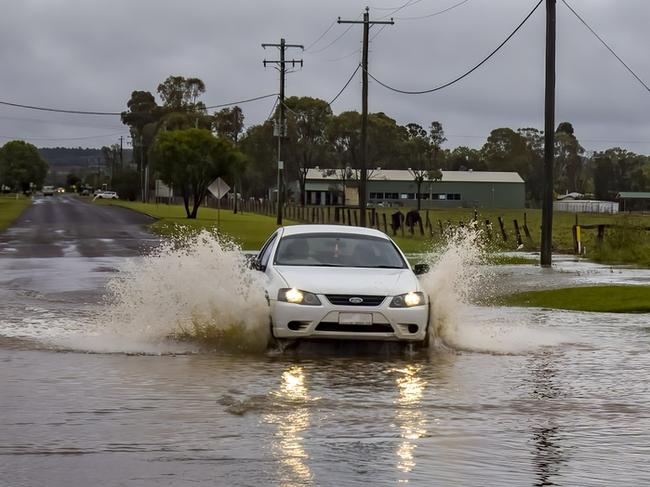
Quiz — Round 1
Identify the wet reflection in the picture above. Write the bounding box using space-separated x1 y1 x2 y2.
528 352 567 486
264 365 314 487
393 364 427 482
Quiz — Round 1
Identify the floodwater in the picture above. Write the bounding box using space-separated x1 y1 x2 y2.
1 227 650 485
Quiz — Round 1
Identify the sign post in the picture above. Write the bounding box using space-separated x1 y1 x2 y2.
208 178 231 228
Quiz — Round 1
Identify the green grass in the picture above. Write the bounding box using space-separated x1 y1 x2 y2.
500 285 650 313
98 200 293 250
589 224 650 267
0 194 31 232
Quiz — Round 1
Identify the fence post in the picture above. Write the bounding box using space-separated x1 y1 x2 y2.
382 213 388 234
497 216 508 241
353 210 358 226
572 225 579 254
485 219 492 240
347 208 352 226
513 219 523 247
327 206 331 224
438 219 444 236
597 224 605 246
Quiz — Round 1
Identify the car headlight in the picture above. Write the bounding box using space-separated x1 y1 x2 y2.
278 288 321 306
390 291 425 308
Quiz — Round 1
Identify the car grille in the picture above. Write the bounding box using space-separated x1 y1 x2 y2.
325 295 386 306
315 322 394 333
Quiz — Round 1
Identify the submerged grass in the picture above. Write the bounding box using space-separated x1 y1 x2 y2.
500 285 650 313
0 194 31 232
589 223 650 267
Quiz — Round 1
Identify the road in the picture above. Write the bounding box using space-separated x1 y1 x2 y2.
0 195 158 258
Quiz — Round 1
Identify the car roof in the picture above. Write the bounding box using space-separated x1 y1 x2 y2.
280 224 390 239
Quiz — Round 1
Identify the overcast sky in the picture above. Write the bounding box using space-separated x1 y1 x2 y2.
0 0 648 154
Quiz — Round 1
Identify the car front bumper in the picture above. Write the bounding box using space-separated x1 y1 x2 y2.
270 297 429 342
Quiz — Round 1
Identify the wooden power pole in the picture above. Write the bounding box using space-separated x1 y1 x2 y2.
541 0 556 267
338 8 393 227
262 38 303 225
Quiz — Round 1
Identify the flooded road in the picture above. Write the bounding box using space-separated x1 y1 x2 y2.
1 197 650 486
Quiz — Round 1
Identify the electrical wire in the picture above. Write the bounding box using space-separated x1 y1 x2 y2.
326 23 388 63
0 93 279 116
372 0 426 11
0 100 121 116
309 23 357 54
264 96 280 123
328 64 361 106
561 0 650 93
395 0 472 20
378 0 419 20
205 93 279 109
365 0 543 95
0 131 128 141
304 19 338 52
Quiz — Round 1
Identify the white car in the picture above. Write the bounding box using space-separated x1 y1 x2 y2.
94 191 119 200
252 225 430 345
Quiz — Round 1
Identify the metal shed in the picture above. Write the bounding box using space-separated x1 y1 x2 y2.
303 168 525 209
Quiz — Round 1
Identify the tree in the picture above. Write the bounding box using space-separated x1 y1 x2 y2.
447 146 485 171
214 106 245 144
239 122 276 198
429 121 447 169
0 140 49 192
157 76 206 112
283 96 333 205
403 123 433 210
555 122 585 193
152 128 240 219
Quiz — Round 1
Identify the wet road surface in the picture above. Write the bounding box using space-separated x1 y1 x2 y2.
1 197 650 486
0 195 158 258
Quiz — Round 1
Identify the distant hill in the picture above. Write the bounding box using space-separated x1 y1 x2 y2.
38 147 133 168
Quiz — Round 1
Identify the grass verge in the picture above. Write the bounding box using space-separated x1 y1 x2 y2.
97 200 293 250
0 195 31 232
500 285 650 313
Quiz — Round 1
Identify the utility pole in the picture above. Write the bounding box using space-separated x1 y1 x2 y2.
262 38 303 225
541 0 556 267
339 7 394 227
119 136 124 172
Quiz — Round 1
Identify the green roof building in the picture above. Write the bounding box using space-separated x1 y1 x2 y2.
303 168 525 209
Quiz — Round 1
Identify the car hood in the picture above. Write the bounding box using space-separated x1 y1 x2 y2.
274 266 419 296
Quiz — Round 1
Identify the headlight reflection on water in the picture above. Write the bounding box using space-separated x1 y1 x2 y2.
264 365 314 487
394 365 427 481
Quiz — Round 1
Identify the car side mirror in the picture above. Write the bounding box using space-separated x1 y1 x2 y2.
246 255 266 272
413 263 430 276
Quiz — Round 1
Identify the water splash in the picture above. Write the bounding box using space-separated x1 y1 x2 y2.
98 230 270 352
420 225 566 354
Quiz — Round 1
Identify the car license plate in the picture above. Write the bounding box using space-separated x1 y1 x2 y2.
339 313 373 325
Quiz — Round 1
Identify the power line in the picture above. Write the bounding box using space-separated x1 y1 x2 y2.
308 23 356 54
326 24 387 63
0 100 121 116
328 64 361 106
395 0 472 20
561 0 650 93
365 0 543 95
205 93 280 109
0 93 279 116
372 0 426 11
264 96 280 122
304 19 338 52
378 0 418 20
0 131 128 141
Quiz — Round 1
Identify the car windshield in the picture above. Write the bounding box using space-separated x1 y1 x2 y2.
274 233 407 268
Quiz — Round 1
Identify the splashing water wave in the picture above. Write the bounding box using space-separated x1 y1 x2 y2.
420 226 566 354
98 231 270 352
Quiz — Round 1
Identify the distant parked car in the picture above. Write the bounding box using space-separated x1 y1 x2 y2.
81 189 90 196
42 185 55 196
94 191 119 200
